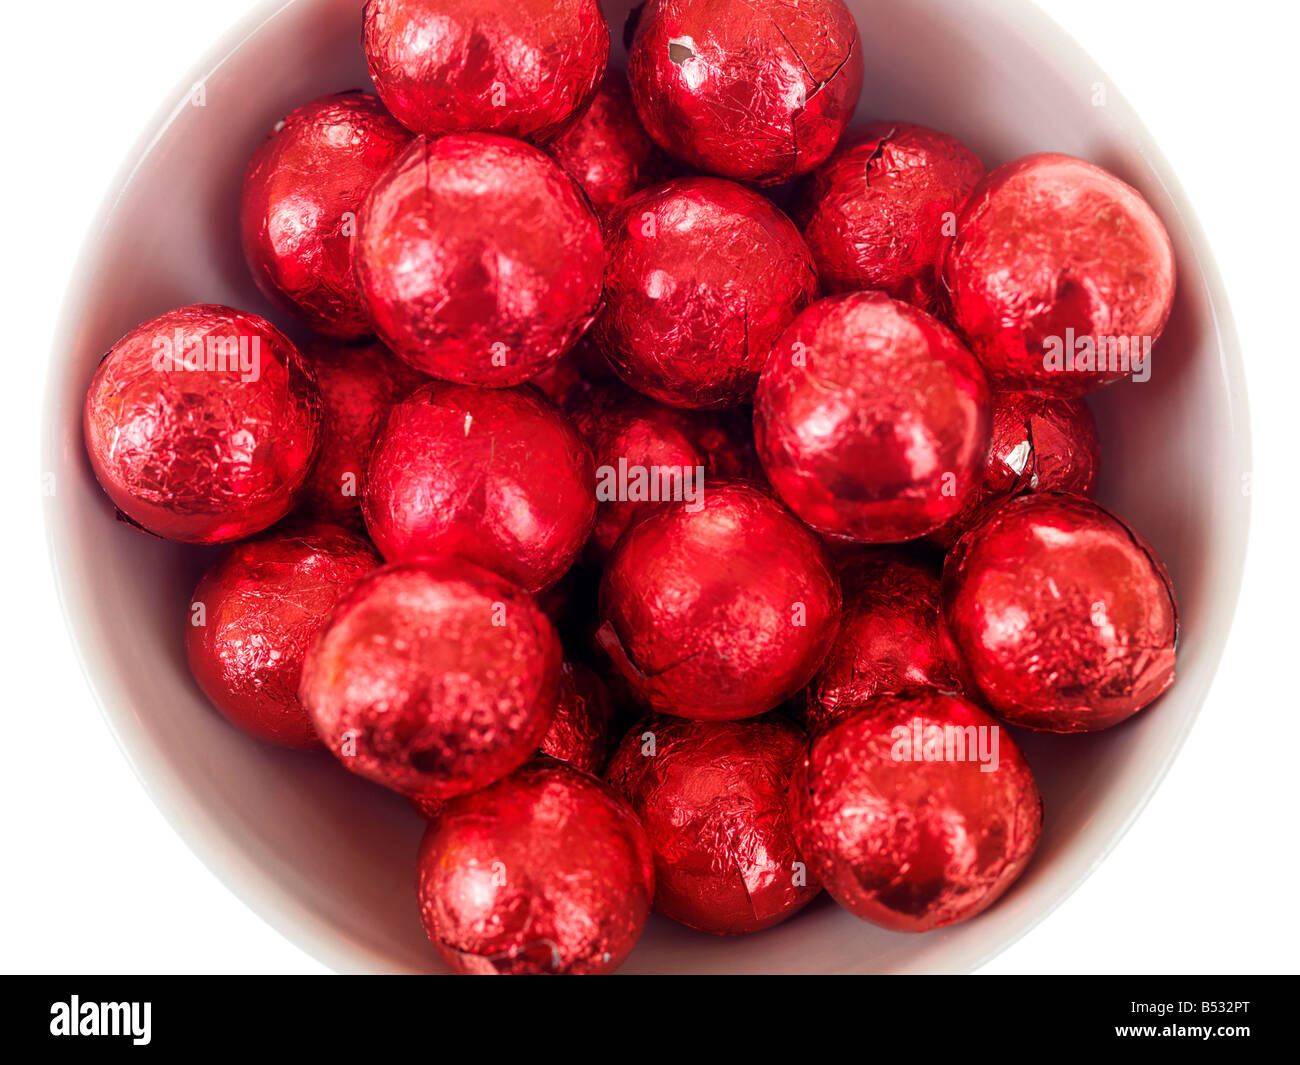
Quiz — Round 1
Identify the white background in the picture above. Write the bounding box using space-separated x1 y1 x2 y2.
3 0 1296 974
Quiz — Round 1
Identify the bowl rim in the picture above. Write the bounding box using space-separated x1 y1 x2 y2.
42 0 1251 974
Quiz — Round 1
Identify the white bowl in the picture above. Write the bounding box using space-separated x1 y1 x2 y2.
43 0 1250 973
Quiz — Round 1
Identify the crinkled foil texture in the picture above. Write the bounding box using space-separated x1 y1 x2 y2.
239 92 411 338
628 0 863 184
788 692 1043 931
363 0 609 141
941 493 1178 732
417 760 654 974
186 523 381 748
927 390 1099 548
83 304 322 544
798 552 958 732
548 73 672 215
754 291 992 542
355 134 605 387
363 381 596 592
565 381 758 560
541 662 615 774
606 713 820 934
598 177 818 408
299 559 561 798
598 482 841 719
942 152 1176 394
296 339 427 530
794 122 985 311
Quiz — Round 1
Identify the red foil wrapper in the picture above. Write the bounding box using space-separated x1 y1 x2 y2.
927 390 1100 548
83 304 322 544
300 559 561 798
942 153 1176 395
355 134 604 387
754 292 992 542
296 339 427 530
598 177 818 408
363 382 596 592
239 91 411 338
794 122 985 311
565 382 757 561
186 523 380 748
940 494 1178 732
788 691 1043 931
416 759 654 974
628 0 863 185
363 0 609 142
598 482 841 720
798 552 959 733
548 72 672 216
541 662 615 774
409 794 445 821
606 713 820 935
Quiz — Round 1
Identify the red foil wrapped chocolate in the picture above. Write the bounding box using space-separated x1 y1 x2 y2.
542 662 615 774
794 122 985 311
598 177 818 408
799 552 959 733
186 523 380 748
83 304 322 543
754 292 992 542
299 559 561 799
363 0 609 141
239 91 411 338
628 0 863 185
354 134 604 387
927 390 1100 548
606 713 820 935
942 153 1176 395
363 381 596 592
940 493 1178 732
788 691 1043 931
598 482 841 720
296 339 426 530
416 759 654 974
565 382 757 560
548 73 671 216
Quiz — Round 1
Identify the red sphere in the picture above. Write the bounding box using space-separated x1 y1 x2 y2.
940 494 1178 732
239 92 411 338
299 559 561 799
354 134 604 387
927 390 1100 548
794 122 984 311
363 382 596 592
788 691 1043 932
83 304 322 543
754 292 992 542
942 153 1176 395
606 714 820 935
598 482 841 720
598 177 818 408
296 339 426 530
541 662 615 774
548 73 671 216
186 524 380 748
416 759 654 974
565 382 756 561
799 553 959 733
363 0 608 141
628 0 863 185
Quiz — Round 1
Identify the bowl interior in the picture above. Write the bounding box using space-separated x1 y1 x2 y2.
44 0 1249 973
